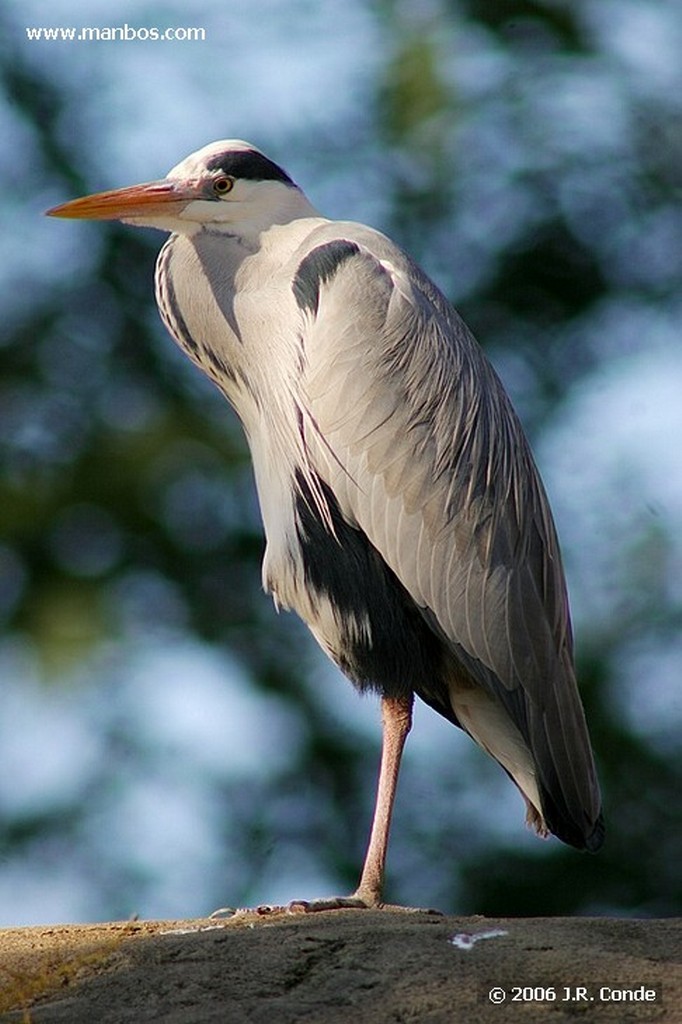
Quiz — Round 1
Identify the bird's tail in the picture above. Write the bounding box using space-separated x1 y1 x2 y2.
449 677 604 852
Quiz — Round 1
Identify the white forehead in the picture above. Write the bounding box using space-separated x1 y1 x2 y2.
167 139 261 178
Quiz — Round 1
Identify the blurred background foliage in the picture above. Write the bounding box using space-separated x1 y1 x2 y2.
0 0 680 923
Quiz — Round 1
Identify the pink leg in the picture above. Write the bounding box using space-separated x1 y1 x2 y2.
211 694 423 918
351 694 414 906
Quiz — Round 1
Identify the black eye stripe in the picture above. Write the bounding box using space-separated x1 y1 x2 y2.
205 149 294 185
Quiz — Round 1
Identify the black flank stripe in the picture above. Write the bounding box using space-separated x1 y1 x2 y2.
293 469 454 720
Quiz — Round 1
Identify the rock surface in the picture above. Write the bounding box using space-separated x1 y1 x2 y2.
1 910 679 1022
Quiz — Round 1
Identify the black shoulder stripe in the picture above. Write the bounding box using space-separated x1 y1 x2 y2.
292 240 360 315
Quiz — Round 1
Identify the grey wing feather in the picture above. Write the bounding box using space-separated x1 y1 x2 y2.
294 224 602 848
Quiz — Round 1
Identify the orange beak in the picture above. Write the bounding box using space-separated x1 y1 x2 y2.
46 179 203 220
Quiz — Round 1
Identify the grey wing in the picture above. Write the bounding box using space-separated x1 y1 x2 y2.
293 229 603 851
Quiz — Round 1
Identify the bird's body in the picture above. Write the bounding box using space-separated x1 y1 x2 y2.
48 140 604 908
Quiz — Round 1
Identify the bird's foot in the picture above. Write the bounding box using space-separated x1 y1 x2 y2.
209 894 442 918
209 896 368 918
286 895 370 913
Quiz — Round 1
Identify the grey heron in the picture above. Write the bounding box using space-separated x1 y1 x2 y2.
48 140 604 911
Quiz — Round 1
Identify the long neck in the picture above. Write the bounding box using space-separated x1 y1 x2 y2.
154 207 328 407
211 185 322 253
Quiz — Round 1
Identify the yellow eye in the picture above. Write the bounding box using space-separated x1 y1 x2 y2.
213 176 234 197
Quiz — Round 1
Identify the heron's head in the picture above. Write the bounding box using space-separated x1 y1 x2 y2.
47 140 317 237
